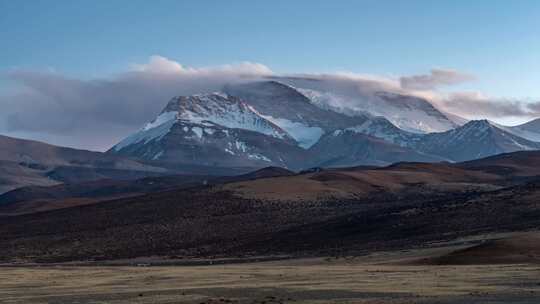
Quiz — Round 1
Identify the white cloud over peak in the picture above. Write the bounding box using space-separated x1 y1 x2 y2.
400 68 475 90
132 55 185 73
438 91 540 119
132 55 272 76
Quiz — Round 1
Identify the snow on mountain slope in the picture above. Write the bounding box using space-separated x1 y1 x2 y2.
111 93 294 153
233 84 428 148
109 93 307 169
111 119 306 169
329 118 540 163
226 81 451 149
224 81 371 132
162 93 291 140
258 114 324 148
294 87 457 134
331 116 422 147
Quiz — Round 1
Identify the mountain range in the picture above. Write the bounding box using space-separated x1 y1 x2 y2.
1 80 540 195
109 80 540 169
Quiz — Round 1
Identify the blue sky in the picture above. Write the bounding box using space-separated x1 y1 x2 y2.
1 0 540 150
1 0 539 98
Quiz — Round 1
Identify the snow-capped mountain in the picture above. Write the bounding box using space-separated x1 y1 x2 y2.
110 93 306 169
327 116 423 147
412 120 540 162
110 82 439 169
373 92 458 133
224 81 373 148
109 81 540 170
112 94 293 152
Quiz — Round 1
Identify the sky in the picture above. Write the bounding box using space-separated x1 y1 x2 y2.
1 0 540 150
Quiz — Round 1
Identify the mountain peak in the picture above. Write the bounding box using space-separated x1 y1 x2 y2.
159 93 290 139
224 80 312 106
416 119 540 162
110 92 296 157
459 119 496 132
161 92 237 114
464 119 491 126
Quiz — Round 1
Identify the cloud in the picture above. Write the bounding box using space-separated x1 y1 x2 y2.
400 69 475 90
0 56 272 150
131 55 185 73
132 55 273 76
437 91 540 119
1 59 538 151
275 72 402 99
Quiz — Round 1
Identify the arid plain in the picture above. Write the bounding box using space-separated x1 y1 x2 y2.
2 233 540 304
